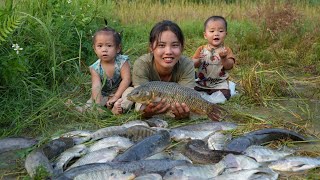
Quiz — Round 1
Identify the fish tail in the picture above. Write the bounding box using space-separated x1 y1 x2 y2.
207 104 225 121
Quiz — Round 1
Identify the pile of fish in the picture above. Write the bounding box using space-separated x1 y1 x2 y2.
1 117 320 180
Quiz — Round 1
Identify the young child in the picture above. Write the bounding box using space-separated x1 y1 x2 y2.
80 26 131 114
192 16 236 100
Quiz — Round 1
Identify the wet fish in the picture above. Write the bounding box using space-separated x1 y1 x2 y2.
68 147 120 169
163 163 225 180
113 130 170 162
55 159 191 179
90 125 127 141
0 137 38 153
88 136 133 153
220 154 261 173
57 130 92 145
243 145 295 163
121 120 150 128
146 151 192 163
206 131 232 150
42 137 75 160
268 156 320 172
145 117 169 128
73 168 135 180
53 144 87 173
120 125 157 143
225 128 307 153
173 121 237 131
24 149 54 178
215 168 278 180
134 173 162 180
127 81 225 121
184 139 240 164
170 121 237 141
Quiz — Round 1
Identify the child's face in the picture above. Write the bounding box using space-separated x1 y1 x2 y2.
204 19 227 48
93 33 120 62
150 30 183 71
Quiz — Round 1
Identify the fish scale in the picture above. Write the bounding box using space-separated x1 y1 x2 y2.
127 81 225 121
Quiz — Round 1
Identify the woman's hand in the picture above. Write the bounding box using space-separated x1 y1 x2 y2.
142 99 170 118
171 102 190 119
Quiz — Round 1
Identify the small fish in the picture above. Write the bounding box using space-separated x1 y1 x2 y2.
243 145 295 163
144 117 169 128
215 168 278 180
206 131 232 150
88 136 133 153
184 139 240 164
268 156 320 172
42 137 75 160
53 144 87 173
90 126 127 141
68 147 120 169
170 121 237 141
121 120 150 128
225 128 307 153
220 154 261 173
163 163 225 180
119 125 157 143
73 169 135 180
57 130 92 144
24 149 54 178
113 130 171 162
55 159 191 179
134 173 162 180
0 137 38 153
127 81 225 121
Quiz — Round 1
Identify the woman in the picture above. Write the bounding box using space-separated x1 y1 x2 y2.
131 20 195 119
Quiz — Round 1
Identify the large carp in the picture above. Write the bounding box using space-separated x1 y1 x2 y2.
127 81 225 121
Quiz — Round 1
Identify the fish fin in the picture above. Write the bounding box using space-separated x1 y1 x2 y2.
207 104 226 121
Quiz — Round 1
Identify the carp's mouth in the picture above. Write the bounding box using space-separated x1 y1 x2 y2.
127 90 153 103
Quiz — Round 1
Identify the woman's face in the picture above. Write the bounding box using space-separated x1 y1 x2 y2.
150 30 183 71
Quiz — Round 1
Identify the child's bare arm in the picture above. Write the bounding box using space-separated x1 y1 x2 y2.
219 47 235 70
108 61 131 105
90 68 102 104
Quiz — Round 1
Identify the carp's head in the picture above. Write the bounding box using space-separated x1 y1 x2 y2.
127 88 153 104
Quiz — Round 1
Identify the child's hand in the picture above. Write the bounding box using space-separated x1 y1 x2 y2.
106 97 118 109
218 47 227 59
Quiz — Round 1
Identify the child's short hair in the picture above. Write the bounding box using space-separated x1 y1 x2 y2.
149 20 184 50
204 16 228 31
93 27 122 53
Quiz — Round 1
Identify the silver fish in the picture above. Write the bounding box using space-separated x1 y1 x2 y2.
53 144 87 173
58 130 92 144
145 117 169 128
73 169 135 180
214 168 278 180
220 154 261 174
163 163 225 180
134 173 162 180
113 130 171 162
55 159 191 179
268 156 320 172
121 120 150 128
0 137 38 153
243 145 295 163
88 136 133 153
24 149 54 178
90 126 127 141
127 81 225 121
68 147 120 169
206 131 232 150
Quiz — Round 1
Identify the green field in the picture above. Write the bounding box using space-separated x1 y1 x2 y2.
0 0 319 179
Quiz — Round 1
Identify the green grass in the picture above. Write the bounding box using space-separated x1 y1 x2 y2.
0 0 319 179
